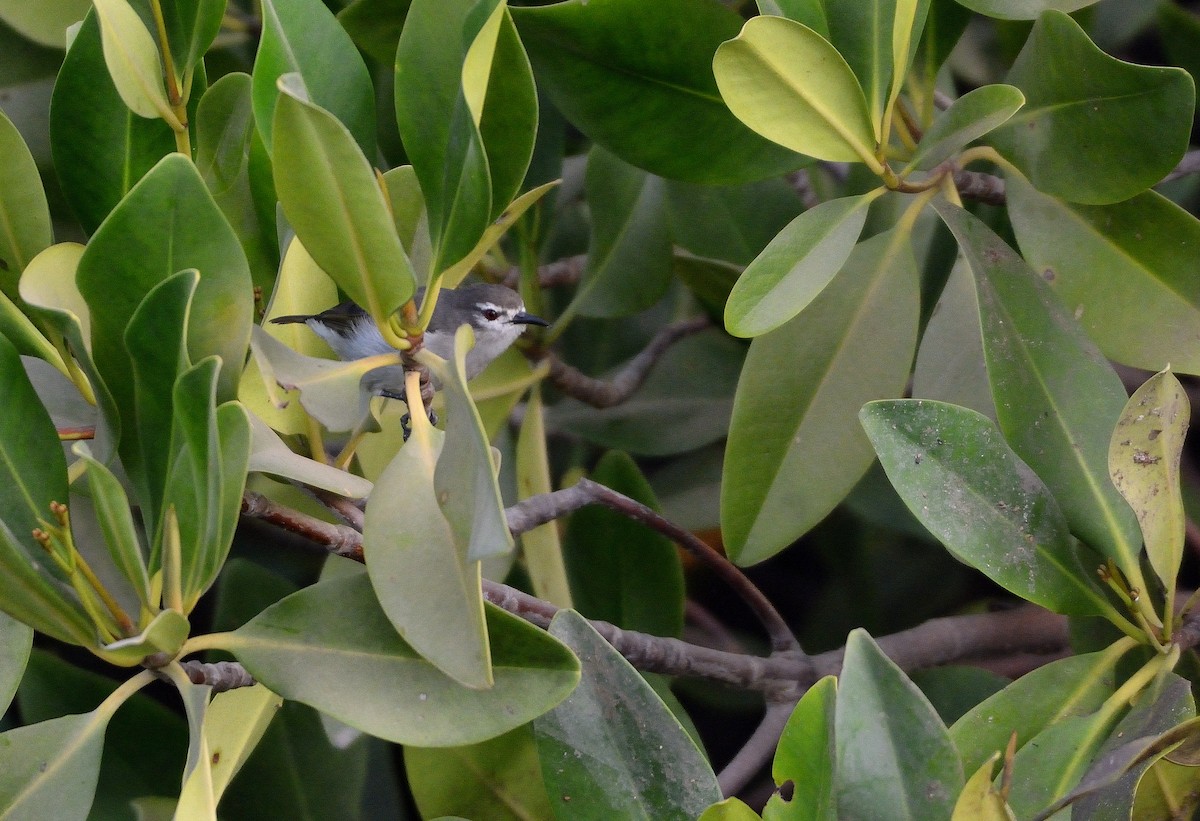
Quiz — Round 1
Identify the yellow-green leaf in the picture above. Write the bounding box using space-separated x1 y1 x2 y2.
92 0 177 125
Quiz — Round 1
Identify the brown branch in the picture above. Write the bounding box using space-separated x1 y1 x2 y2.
309 488 365 532
178 660 256 692
953 168 1006 206
541 316 711 409
241 490 362 560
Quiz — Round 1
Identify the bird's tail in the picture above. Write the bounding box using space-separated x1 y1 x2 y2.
269 315 312 325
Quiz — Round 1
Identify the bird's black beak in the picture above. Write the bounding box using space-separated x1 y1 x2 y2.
513 311 550 327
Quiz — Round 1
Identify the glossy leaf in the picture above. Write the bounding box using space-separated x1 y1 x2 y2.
933 200 1144 593
1005 709 1115 818
1109 369 1189 601
0 711 111 818
272 77 415 331
702 798 763 821
950 646 1124 775
0 333 93 644
861 399 1113 616
0 108 51 291
764 676 837 821
92 0 174 122
201 684 283 804
405 727 554 821
424 326 513 561
516 388 572 607
906 84 1024 171
1007 174 1200 374
724 193 874 338
0 610 31 716
989 11 1194 204
714 15 877 166
73 443 152 610
952 755 1014 821
723 228 919 566
246 412 373 499
953 0 1101 21
545 329 742 457
96 609 190 667
225 570 580 747
393 0 497 273
512 0 803 184
77 152 253 415
195 72 279 292
252 0 375 153
0 0 91 47
239 236 338 435
49 11 177 232
533 610 721 818
364 396 491 689
1059 675 1194 819
337 0 410 65
911 258 994 419
835 629 961 819
563 451 683 637
568 146 672 319
247 325 380 434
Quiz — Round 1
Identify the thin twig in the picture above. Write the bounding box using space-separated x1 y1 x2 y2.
241 490 362 560
310 488 366 532
717 701 796 797
505 479 800 654
178 660 257 692
540 316 711 409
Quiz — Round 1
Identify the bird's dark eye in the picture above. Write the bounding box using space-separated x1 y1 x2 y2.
481 308 501 321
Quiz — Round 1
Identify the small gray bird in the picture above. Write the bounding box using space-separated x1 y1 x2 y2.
270 282 547 399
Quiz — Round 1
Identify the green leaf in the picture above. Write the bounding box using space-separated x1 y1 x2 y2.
702 797 764 821
933 200 1144 595
714 15 877 166
989 10 1194 204
835 629 962 820
246 412 373 499
393 0 497 274
950 645 1124 775
722 228 919 565
911 259 994 419
225 570 580 747
0 711 111 818
73 443 152 610
364 404 491 689
1005 709 1115 818
532 610 721 818
724 193 874 338
1109 369 1189 603
157 0 224 81
764 676 837 821
0 0 92 47
0 290 64 371
568 146 672 319
516 388 572 607
860 399 1112 616
0 333 93 644
96 609 190 667
665 177 803 267
92 0 175 123
195 72 280 293
337 0 410 65
200 684 283 805
467 3 539 224
76 152 253 426
905 84 1024 171
952 0 1100 21
0 108 51 290
545 329 742 457
563 451 684 638
252 0 375 154
1007 174 1200 375
405 726 554 821
49 11 178 233
125 269 199 537
0 610 31 716
173 672 215 820
424 326 514 562
952 755 1014 821
512 0 803 184
272 77 415 331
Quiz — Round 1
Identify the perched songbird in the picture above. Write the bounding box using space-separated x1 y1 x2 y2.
270 282 548 398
